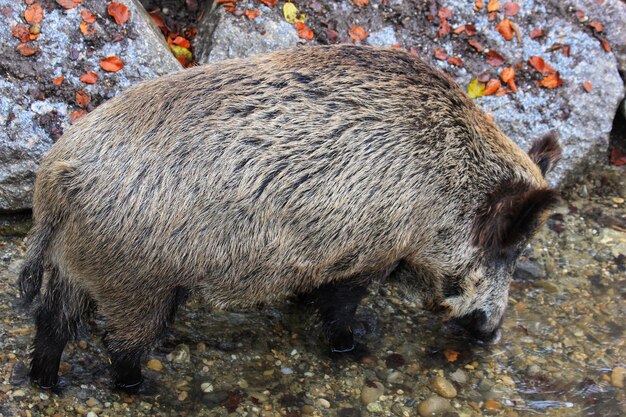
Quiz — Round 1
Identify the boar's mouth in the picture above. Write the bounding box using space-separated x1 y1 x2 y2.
448 309 503 345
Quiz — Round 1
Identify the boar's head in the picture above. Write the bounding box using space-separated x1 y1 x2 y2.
443 135 562 344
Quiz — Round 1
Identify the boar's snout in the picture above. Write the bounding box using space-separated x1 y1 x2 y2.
450 309 504 345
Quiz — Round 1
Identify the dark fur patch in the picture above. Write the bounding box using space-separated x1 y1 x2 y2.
473 181 560 251
528 134 562 176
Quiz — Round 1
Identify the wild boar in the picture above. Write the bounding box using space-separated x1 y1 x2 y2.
18 45 561 391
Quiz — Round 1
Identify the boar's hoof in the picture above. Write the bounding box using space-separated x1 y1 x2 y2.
115 378 144 394
478 328 502 345
329 328 355 353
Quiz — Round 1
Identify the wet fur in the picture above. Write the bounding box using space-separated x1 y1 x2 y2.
19 45 559 388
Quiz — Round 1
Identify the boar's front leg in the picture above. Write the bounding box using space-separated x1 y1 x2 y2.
306 280 369 354
99 286 188 392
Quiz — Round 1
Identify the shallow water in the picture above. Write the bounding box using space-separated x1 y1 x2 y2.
0 167 624 417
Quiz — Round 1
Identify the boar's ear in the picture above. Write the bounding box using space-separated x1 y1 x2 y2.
473 185 560 251
528 134 562 176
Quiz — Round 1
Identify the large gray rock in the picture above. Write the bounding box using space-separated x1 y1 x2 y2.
194 1 301 64
195 0 625 185
0 0 181 212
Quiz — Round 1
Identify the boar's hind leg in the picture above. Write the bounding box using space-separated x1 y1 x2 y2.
101 286 187 392
30 267 91 390
306 280 369 354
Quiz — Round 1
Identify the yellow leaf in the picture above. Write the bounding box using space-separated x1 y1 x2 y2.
283 2 305 24
169 44 192 61
468 79 485 98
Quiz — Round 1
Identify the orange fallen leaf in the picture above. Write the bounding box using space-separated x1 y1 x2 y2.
259 0 277 7
438 8 453 19
447 57 463 67
487 0 499 12
484 79 501 95
600 38 611 52
12 24 31 43
468 39 484 52
107 2 130 25
443 349 459 362
352 0 369 6
149 10 167 32
500 67 518 92
24 0 35 4
496 18 514 41
79 71 98 84
486 50 505 67
75 90 91 108
503 2 519 16
474 0 484 10
464 24 478 36
540 75 563 89
24 3 44 25
56 0 81 9
530 28 545 39
172 36 190 49
348 26 368 41
588 21 603 33
583 81 592 92
434 48 448 60
81 9 96 23
100 56 124 72
52 75 65 85
500 67 514 83
488 11 497 21
68 109 87 124
16 43 39 56
244 9 260 19
79 21 96 37
495 86 508 96
453 25 466 35
295 22 314 41
512 21 521 42
528 56 556 75
438 20 451 38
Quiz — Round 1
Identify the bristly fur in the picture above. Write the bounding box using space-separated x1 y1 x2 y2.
472 181 560 251
528 133 562 176
20 45 560 390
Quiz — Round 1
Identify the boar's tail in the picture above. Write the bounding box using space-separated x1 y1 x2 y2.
18 222 52 305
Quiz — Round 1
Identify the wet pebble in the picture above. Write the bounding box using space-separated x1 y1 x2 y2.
431 376 457 398
611 367 625 388
526 364 541 377
387 371 404 384
391 402 404 416
449 369 467 384
168 344 191 364
367 402 384 413
484 399 503 414
147 358 163 371
201 382 214 393
337 408 361 417
301 405 315 415
86 412 98 417
317 398 330 408
361 381 385 404
418 395 451 416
